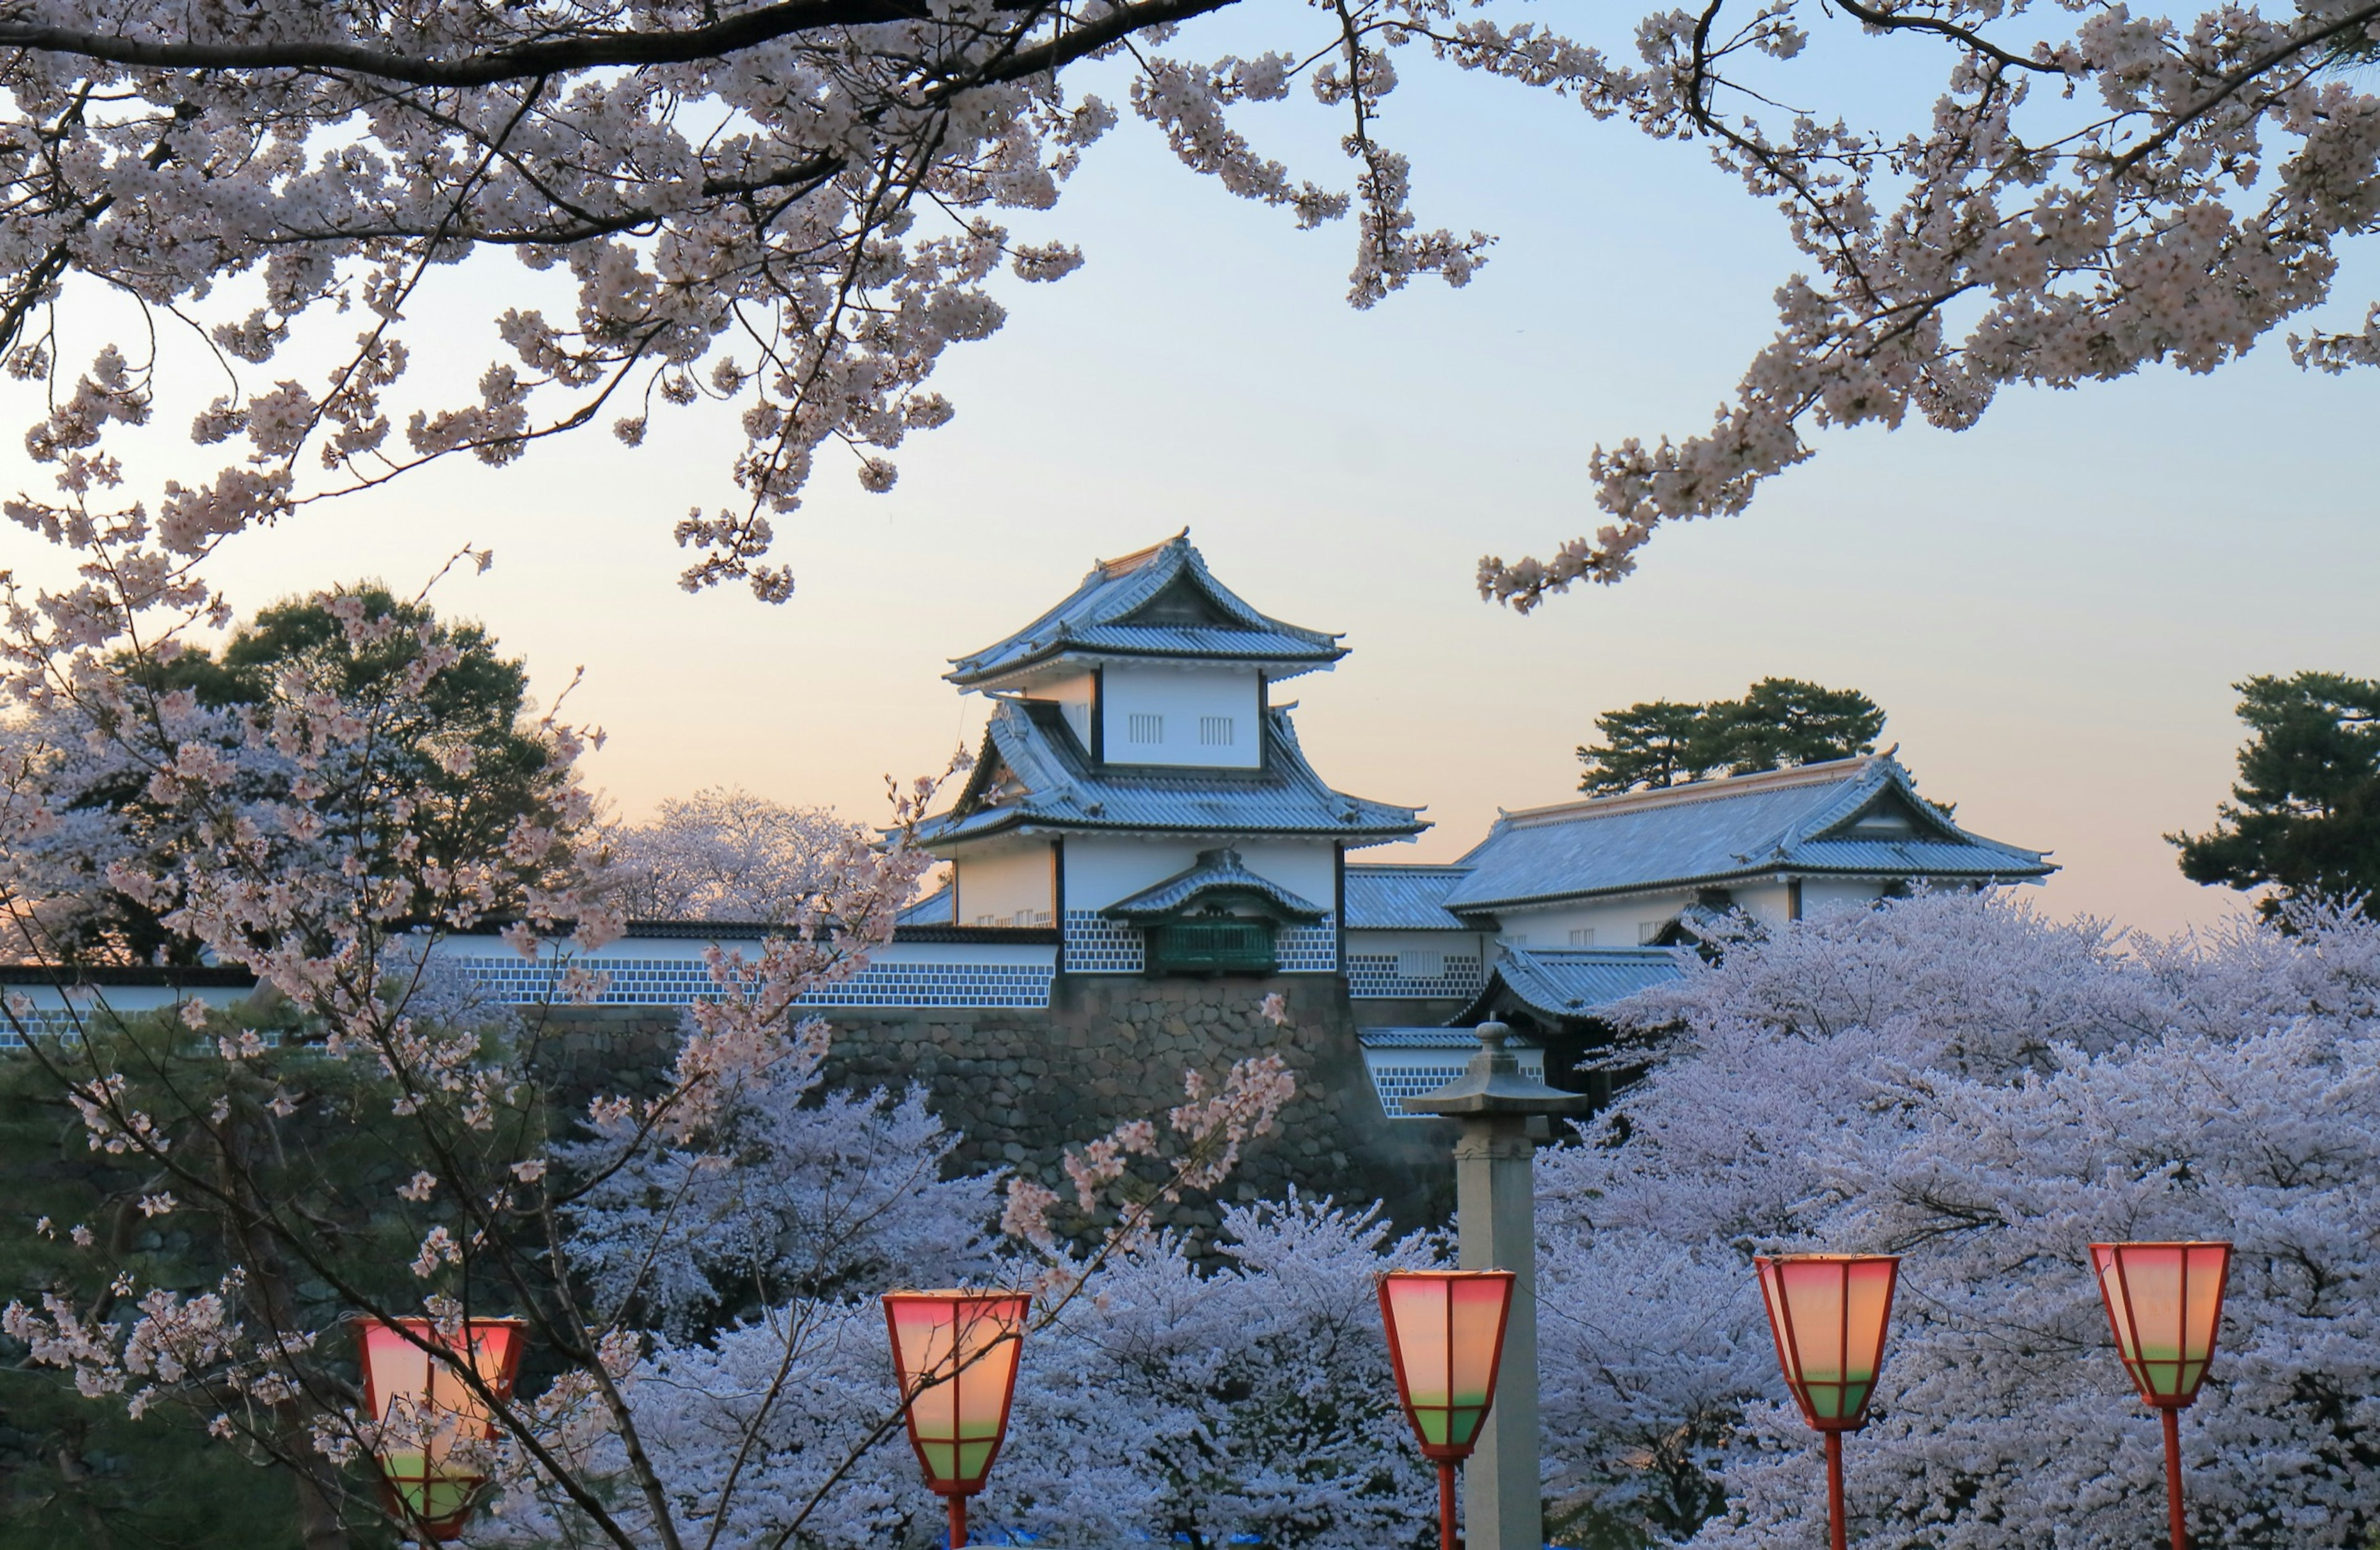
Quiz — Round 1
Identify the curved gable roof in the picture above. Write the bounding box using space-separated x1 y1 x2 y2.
946 532 1346 687
1444 755 2052 910
1104 848 1327 922
1453 946 1688 1024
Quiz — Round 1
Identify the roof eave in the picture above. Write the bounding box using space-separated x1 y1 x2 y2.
1450 858 2055 912
946 641 1347 689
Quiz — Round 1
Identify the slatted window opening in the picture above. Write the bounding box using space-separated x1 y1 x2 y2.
1128 713 1163 744
1199 715 1235 747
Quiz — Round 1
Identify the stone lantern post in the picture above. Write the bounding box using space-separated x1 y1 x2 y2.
1404 1021 1593 1550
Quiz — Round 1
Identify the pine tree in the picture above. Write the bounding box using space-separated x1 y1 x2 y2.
1578 680 1885 795
2171 672 2380 920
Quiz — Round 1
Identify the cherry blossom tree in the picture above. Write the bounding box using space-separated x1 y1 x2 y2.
0 0 2373 618
0 553 1301 1549
601 787 871 923
1535 891 2380 1548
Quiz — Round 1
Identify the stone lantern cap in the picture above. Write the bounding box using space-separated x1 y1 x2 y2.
1401 1022 1595 1117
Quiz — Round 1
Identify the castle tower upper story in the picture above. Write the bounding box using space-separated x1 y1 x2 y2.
943 531 1347 771
915 532 1424 976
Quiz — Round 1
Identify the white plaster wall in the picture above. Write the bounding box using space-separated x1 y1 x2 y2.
1345 928 1483 956
1100 664 1263 768
1064 838 1208 909
1232 840 1338 910
1492 892 1698 948
1345 928 1491 973
426 932 1059 967
1478 877 1898 944
1029 671 1097 750
1802 878 1889 917
1732 882 1796 927
3 983 253 1016
1064 836 1338 912
953 840 1057 926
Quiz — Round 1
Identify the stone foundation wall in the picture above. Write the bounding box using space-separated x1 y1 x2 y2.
527 974 1456 1235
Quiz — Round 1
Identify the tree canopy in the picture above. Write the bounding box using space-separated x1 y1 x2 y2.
0 0 2373 625
2 583 565 965
2171 671 2380 920
601 787 869 922
1577 679 1885 795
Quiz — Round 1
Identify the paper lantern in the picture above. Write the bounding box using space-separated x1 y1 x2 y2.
2092 1242 2231 1408
1755 1254 1900 1432
357 1316 529 1541
883 1290 1029 1548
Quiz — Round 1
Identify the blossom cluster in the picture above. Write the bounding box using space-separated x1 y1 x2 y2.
1537 892 2380 1547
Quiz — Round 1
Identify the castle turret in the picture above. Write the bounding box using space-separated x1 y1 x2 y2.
915 532 1425 977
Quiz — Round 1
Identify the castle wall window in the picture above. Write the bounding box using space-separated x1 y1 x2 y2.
1569 927 1595 946
1199 715 1235 746
1128 712 1163 744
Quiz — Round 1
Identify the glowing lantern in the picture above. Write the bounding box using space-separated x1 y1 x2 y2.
1754 1255 1900 1550
882 1290 1030 1549
2091 1241 2233 1550
356 1316 529 1541
1377 1269 1516 1550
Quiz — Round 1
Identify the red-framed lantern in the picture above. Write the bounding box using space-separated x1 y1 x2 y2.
882 1290 1030 1549
2091 1241 2233 1550
356 1316 530 1541
1754 1255 1899 1550
1377 1269 1516 1550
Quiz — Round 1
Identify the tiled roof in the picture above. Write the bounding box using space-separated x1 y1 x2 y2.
1359 1026 1539 1050
1104 848 1326 921
1345 865 1476 930
917 700 1426 846
897 884 954 925
1444 755 2052 910
946 532 1346 686
1459 946 1687 1023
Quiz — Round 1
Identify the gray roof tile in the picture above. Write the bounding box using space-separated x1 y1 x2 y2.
946 533 1345 686
1345 865 1475 930
1470 946 1688 1021
917 700 1426 845
1444 755 2051 909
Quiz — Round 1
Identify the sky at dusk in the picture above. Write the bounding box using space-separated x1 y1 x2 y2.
6 16 2376 936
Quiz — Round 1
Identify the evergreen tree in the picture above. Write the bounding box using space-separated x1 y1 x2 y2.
1717 677 1887 774
1579 680 1885 795
1576 701 1721 795
5 586 563 966
2171 672 2380 920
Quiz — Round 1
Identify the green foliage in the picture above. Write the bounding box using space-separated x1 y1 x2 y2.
45 584 558 966
0 997 537 1548
2171 671 2380 920
0 1006 296 1546
1578 678 1886 795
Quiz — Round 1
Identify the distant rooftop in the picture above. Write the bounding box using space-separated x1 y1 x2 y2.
1454 945 1688 1024
1445 754 2053 910
1344 863 1475 930
946 532 1347 689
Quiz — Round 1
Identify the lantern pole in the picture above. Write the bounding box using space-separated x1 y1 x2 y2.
1404 1022 1593 1550
1824 1432 1846 1550
2161 1408 2185 1550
